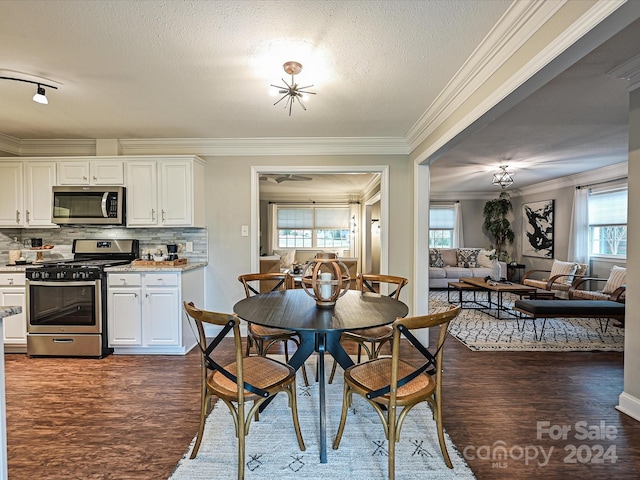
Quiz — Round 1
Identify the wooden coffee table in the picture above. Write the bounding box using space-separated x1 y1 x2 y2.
459 277 537 319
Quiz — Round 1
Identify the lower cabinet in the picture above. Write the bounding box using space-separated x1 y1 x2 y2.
0 273 27 353
107 268 203 354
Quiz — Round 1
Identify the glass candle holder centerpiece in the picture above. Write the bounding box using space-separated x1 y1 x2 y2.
300 252 351 308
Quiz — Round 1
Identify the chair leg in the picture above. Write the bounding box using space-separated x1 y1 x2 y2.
328 357 338 384
189 390 211 459
433 392 453 468
332 381 351 450
237 403 246 480
286 380 306 451
388 403 397 480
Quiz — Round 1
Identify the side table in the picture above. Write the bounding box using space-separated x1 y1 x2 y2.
507 263 526 283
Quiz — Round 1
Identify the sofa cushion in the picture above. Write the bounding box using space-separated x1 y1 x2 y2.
470 267 492 278
456 248 480 268
477 249 494 268
429 249 445 267
439 249 457 266
429 267 447 279
444 266 473 278
603 265 626 294
550 260 578 285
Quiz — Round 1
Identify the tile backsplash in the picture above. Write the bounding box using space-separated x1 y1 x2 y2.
0 227 208 264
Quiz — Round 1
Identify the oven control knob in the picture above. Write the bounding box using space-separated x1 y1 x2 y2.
31 272 40 279
57 272 65 279
41 272 50 279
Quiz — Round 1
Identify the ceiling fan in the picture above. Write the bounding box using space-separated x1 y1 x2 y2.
260 174 313 184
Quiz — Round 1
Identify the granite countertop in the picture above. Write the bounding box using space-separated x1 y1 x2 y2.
105 262 207 272
0 306 22 319
0 265 30 273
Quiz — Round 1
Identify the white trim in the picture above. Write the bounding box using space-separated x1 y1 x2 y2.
0 133 20 156
608 52 640 92
617 392 640 423
413 162 430 345
118 137 409 156
251 165 389 276
408 0 626 163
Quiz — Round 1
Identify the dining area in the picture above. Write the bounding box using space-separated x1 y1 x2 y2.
177 253 463 480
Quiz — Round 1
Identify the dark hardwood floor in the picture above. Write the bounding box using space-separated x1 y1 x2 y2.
4 337 640 479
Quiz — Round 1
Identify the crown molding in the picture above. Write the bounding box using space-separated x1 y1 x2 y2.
117 137 409 156
516 162 628 196
0 133 21 156
5 136 409 157
406 0 626 162
608 52 640 92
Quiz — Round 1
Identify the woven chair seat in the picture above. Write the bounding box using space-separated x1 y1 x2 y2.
249 324 295 338
211 356 294 398
570 289 611 300
347 357 435 403
342 325 392 342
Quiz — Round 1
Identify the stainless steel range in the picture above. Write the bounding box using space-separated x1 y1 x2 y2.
26 239 139 358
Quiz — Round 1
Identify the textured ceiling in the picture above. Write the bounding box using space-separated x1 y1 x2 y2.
0 0 510 140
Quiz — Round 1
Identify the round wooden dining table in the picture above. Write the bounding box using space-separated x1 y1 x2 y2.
233 288 409 463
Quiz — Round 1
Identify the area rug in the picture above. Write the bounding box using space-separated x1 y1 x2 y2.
430 290 625 352
169 356 475 480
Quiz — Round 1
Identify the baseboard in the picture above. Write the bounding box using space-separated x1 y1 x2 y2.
616 392 640 422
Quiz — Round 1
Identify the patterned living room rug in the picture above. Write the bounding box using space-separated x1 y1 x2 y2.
430 290 625 352
169 356 475 480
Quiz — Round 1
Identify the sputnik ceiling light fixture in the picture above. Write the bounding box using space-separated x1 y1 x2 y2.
0 76 58 105
492 165 515 189
271 61 316 116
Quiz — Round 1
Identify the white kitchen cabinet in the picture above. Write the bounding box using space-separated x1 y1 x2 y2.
25 162 57 227
0 161 57 228
57 160 124 185
126 156 205 227
107 268 202 354
0 163 23 227
0 273 27 353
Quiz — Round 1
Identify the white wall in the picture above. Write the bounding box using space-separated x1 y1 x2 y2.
201 154 413 315
618 88 640 421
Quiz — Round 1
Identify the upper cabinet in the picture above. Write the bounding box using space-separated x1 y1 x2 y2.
0 161 57 228
58 159 124 185
126 156 205 228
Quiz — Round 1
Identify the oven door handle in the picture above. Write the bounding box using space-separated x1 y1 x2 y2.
101 192 109 218
28 280 100 287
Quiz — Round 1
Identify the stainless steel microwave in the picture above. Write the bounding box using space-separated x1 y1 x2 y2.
52 186 126 225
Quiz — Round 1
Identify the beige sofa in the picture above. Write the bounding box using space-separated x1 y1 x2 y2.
429 247 506 289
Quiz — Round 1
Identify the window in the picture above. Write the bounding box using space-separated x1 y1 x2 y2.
588 186 627 257
277 206 350 250
429 205 455 248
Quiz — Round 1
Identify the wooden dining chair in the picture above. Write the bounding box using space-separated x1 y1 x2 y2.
183 302 305 480
238 272 309 385
332 305 461 479
328 273 408 383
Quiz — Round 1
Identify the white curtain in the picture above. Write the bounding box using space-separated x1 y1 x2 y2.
568 187 589 264
453 202 464 248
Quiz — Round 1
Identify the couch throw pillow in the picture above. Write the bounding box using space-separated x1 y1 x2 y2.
477 249 495 268
429 248 445 268
456 248 480 268
273 249 296 270
549 260 578 285
603 265 626 294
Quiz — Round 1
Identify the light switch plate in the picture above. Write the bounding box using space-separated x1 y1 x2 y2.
185 241 193 252
241 225 249 237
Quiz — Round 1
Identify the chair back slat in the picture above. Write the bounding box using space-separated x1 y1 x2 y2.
356 273 408 300
182 302 270 399
366 305 461 400
238 272 288 297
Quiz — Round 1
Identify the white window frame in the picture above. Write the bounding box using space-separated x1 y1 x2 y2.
429 204 456 248
588 184 627 259
274 205 351 250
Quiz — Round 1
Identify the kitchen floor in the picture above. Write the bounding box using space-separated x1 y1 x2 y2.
4 339 640 479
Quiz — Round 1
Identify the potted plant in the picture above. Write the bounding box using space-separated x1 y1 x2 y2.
483 192 515 279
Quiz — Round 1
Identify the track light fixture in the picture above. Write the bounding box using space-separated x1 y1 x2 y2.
492 165 515 189
0 76 58 105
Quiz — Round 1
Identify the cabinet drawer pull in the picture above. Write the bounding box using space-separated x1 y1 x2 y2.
16 210 20 223
151 209 156 221
26 210 30 223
